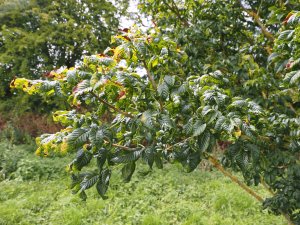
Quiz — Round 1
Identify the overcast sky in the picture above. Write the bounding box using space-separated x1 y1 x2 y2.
119 0 151 30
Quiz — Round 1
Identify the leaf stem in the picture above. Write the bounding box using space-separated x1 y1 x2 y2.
142 60 164 111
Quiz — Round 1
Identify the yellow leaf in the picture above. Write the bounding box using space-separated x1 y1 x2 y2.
234 129 242 138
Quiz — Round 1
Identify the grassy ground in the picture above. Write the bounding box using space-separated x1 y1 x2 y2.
0 168 286 225
0 143 286 225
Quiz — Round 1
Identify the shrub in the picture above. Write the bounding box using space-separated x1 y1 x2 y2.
0 142 71 181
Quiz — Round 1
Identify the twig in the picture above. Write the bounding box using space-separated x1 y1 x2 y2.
112 143 137 151
91 91 133 118
142 60 157 90
107 136 192 153
103 140 137 151
165 137 193 151
162 0 189 27
142 60 164 110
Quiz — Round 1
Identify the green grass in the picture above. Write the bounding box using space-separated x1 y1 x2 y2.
0 160 286 225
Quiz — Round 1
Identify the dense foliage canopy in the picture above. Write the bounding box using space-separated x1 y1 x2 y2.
11 0 300 224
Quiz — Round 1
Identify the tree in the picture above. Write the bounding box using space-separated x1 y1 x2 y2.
11 1 300 224
0 0 127 97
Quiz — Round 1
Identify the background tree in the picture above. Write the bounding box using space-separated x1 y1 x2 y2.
0 0 128 140
0 0 128 97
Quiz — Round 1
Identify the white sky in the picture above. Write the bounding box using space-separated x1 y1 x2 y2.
119 0 151 30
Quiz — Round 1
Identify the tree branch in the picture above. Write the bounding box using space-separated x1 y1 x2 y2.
206 154 264 202
91 91 133 118
165 137 193 151
103 140 138 151
238 1 274 42
244 9 275 42
105 127 295 224
142 60 157 90
162 0 189 27
112 143 137 151
207 154 294 225
142 60 164 111
170 0 189 27
260 177 275 195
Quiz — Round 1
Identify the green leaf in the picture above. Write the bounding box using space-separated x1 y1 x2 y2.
214 116 226 131
193 121 206 137
142 147 155 169
98 57 116 67
121 162 136 182
207 111 220 124
70 173 82 190
80 174 99 191
248 101 262 115
267 52 280 63
154 153 163 169
157 82 169 99
215 92 227 106
177 83 188 95
230 99 248 108
185 151 201 173
111 150 142 163
79 191 87 201
96 168 111 199
89 126 110 146
290 71 300 85
141 110 156 129
96 148 107 171
67 128 90 147
183 119 194 135
160 114 173 129
73 80 92 95
235 151 249 172
245 143 260 162
226 143 239 159
70 149 93 171
241 123 254 138
199 131 211 152
135 42 147 56
114 43 130 59
164 75 175 86
278 30 294 40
